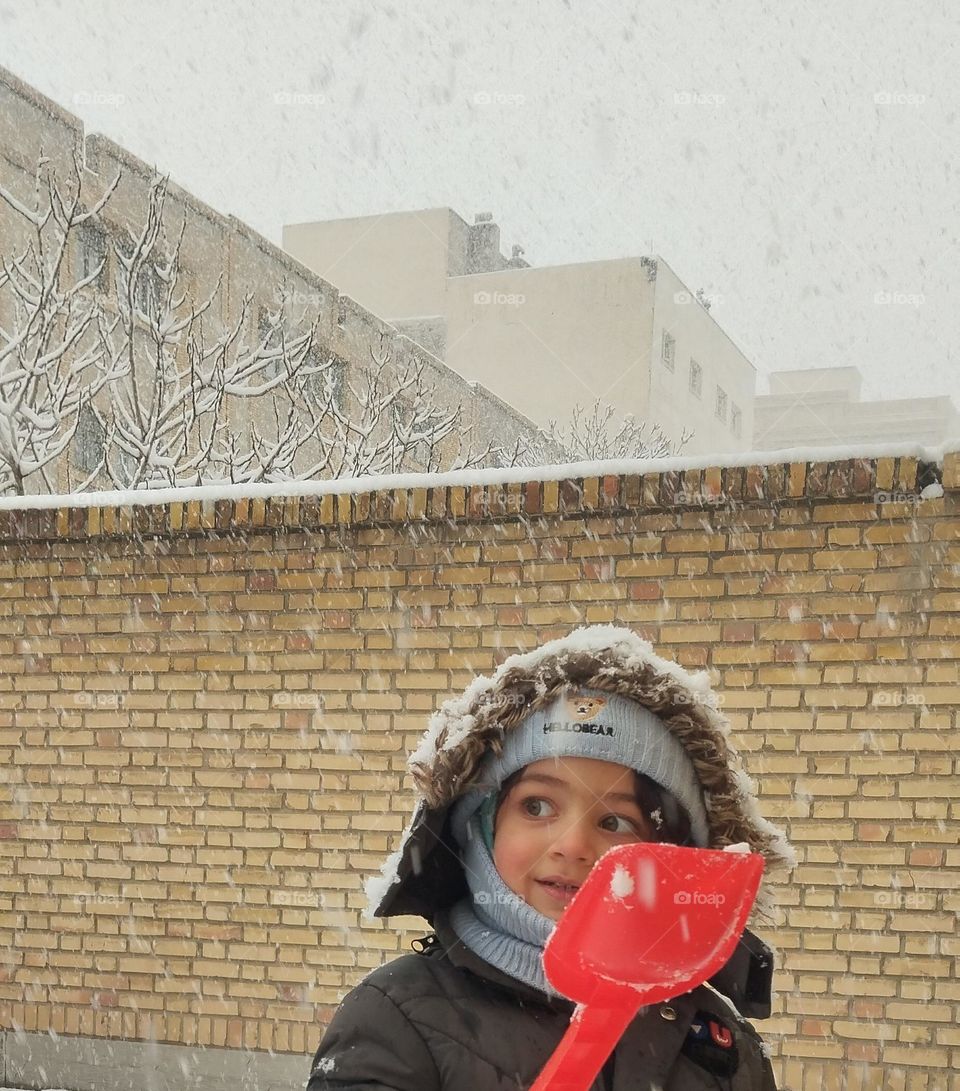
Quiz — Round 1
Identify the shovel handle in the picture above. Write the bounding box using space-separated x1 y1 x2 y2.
529 996 644 1091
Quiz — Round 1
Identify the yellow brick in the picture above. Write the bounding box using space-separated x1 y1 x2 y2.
832 1020 897 1041
756 667 823 685
812 503 880 523
662 532 726 553
889 913 956 933
523 564 581 581
874 458 896 489
616 557 675 577
786 461 806 495
812 549 878 570
193 960 241 978
763 529 824 548
662 578 725 597
394 672 448 689
447 568 500 590
879 1046 949 1067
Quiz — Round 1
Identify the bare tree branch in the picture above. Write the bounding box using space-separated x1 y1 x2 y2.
0 149 123 493
513 398 694 466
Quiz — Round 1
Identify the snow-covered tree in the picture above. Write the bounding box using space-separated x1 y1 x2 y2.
0 154 536 494
88 174 323 489
272 332 503 481
520 398 693 464
184 327 511 484
0 150 122 494
83 175 515 488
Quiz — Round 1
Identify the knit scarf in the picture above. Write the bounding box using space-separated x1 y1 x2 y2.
447 810 564 999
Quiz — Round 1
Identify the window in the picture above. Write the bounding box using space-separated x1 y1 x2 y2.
134 263 160 317
258 304 282 379
731 403 742 437
715 386 727 422
78 222 108 289
257 304 278 345
73 404 105 474
115 237 159 318
414 437 433 467
324 356 346 408
689 359 702 397
302 349 346 407
661 331 675 370
116 447 139 487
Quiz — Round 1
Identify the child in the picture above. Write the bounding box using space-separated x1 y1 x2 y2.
307 624 794 1090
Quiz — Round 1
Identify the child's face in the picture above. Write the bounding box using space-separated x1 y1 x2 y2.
492 756 653 922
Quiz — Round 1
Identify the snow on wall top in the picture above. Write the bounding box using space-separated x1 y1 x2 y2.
0 437 956 513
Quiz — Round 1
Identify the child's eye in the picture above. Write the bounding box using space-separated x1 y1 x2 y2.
601 814 644 836
521 796 555 818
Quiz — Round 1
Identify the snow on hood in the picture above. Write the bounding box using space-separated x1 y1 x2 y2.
365 624 797 927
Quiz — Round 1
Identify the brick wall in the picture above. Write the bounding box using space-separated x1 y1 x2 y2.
1 448 958 1091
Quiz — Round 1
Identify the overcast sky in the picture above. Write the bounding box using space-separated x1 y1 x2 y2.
2 0 957 406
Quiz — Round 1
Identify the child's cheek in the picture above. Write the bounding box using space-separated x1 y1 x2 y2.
492 815 537 894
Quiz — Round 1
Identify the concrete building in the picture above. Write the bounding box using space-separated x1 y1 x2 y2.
284 210 758 458
754 367 960 451
0 68 546 496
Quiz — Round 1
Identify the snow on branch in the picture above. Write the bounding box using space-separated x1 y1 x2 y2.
0 154 538 495
518 398 694 464
0 149 122 494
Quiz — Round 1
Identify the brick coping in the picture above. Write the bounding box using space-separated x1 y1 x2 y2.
0 450 954 542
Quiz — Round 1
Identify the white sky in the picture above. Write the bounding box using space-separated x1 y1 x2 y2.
2 0 958 405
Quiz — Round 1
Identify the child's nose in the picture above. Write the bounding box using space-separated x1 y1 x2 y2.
549 818 601 863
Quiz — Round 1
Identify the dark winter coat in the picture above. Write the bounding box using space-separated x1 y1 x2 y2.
306 908 777 1090
306 626 793 1090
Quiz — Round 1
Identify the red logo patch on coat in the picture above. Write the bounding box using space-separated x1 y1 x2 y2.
682 1011 740 1078
709 1019 733 1048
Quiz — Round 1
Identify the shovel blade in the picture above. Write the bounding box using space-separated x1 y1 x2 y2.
543 842 764 1007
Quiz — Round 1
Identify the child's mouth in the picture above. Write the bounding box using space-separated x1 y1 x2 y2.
538 880 580 904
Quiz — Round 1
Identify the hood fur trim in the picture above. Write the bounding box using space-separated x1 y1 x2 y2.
408 624 796 923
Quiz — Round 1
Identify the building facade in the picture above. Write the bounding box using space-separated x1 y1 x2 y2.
754 366 959 452
0 68 546 496
284 209 757 457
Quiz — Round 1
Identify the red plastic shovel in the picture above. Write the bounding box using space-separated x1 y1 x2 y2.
529 841 765 1091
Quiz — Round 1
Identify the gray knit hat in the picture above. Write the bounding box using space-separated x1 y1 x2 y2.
449 685 710 849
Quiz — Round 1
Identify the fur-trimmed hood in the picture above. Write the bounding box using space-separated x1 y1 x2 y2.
365 624 796 932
